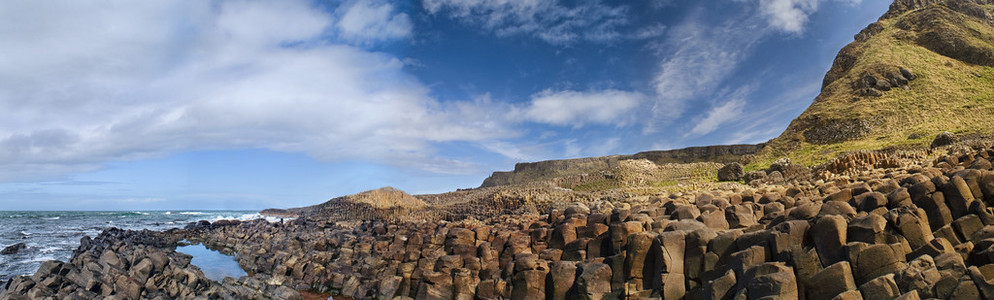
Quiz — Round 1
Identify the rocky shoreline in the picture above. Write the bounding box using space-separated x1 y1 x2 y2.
6 142 994 299
0 227 301 300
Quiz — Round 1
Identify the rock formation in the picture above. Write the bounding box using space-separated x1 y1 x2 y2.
4 1 994 299
481 144 764 188
756 0 994 166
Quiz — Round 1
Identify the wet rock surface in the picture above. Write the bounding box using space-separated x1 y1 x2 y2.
0 243 26 255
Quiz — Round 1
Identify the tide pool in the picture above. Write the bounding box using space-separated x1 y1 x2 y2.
175 243 247 281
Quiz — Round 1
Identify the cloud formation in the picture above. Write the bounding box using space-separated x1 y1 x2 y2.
336 0 412 43
648 0 855 132
758 0 819 33
0 0 508 181
521 90 645 127
688 98 746 136
421 0 636 44
649 13 765 126
757 0 861 33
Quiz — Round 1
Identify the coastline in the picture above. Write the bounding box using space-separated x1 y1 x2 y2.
0 210 261 283
8 144 994 298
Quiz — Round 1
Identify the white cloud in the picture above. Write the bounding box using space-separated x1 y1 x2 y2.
758 0 819 33
520 89 645 127
649 14 765 127
421 0 637 44
757 0 861 33
336 0 412 43
646 0 855 132
634 23 668 39
0 0 509 181
688 98 746 136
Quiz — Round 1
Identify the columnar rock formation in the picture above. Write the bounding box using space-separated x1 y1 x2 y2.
0 228 301 299
8 143 980 299
3 0 994 299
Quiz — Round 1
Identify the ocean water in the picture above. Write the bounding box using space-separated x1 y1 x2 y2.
0 210 270 282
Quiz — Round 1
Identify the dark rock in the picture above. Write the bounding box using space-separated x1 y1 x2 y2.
745 263 799 299
931 132 958 148
547 261 577 300
899 67 915 81
848 214 888 244
945 176 976 219
806 261 856 300
1 243 26 255
743 171 767 183
895 254 941 298
573 262 613 300
511 269 546 300
856 192 887 213
858 273 901 299
704 269 736 300
812 215 848 266
718 163 745 181
849 243 907 286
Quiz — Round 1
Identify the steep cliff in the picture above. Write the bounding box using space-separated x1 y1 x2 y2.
753 0 994 167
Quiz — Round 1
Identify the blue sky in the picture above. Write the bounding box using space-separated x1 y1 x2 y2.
0 0 891 210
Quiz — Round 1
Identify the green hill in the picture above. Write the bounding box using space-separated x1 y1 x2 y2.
749 0 994 168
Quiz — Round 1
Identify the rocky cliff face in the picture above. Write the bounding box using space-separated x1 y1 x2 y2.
756 0 994 166
480 144 765 188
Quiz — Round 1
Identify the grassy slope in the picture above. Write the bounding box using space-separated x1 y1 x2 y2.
748 4 994 170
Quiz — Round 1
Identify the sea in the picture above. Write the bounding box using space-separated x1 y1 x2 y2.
0 210 273 282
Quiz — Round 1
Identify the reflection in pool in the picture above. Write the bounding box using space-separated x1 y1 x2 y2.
175 243 248 281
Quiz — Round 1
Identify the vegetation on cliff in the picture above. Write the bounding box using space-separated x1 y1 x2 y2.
750 0 994 168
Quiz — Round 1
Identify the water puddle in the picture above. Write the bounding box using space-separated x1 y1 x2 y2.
175 243 247 281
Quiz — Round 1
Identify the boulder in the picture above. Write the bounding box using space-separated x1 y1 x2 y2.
945 176 976 218
956 215 986 243
883 207 934 249
858 274 901 299
895 254 941 298
704 268 736 300
806 261 857 300
728 246 768 277
847 214 888 244
725 205 758 228
812 215 848 266
743 171 767 183
745 264 799 299
625 232 659 280
698 210 729 230
511 270 547 300
573 262 614 300
914 189 954 231
931 132 958 148
550 224 577 250
660 273 686 300
856 192 887 213
547 262 577 300
849 244 907 285
378 276 403 299
718 163 745 181
657 232 686 275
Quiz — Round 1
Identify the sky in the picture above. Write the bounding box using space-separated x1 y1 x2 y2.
0 0 892 210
